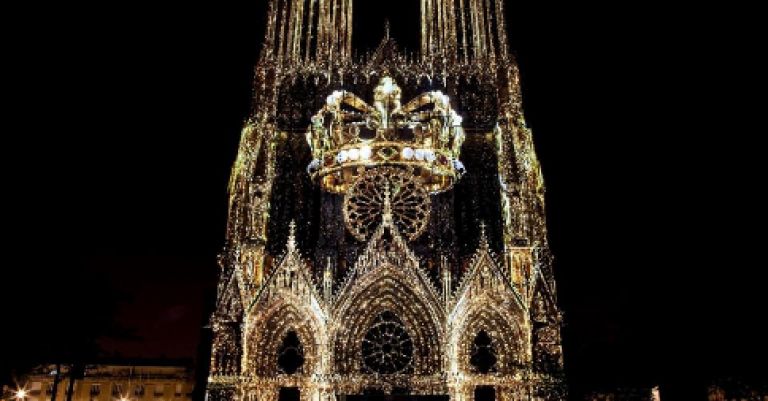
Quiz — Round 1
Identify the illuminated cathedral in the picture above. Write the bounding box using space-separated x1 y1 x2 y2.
206 1 565 400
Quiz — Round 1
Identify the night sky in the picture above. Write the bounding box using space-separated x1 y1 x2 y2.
4 2 764 400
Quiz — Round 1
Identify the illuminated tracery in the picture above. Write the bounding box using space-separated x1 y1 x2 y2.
207 1 566 400
343 167 431 241
362 311 414 374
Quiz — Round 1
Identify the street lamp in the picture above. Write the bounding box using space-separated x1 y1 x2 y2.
15 389 28 401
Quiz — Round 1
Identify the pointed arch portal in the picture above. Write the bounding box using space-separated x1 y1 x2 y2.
333 264 444 375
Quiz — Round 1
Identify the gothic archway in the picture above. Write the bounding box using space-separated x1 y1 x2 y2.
332 265 444 375
245 300 324 376
452 297 525 374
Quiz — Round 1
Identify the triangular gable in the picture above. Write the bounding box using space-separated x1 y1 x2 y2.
334 207 441 307
451 231 526 315
247 223 326 318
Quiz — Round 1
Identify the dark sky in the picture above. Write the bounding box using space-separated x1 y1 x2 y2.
4 1 764 399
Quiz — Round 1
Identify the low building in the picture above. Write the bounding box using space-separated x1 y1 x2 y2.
3 362 194 401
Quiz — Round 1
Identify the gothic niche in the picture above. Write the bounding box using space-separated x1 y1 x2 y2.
277 331 305 374
470 330 497 374
361 311 414 374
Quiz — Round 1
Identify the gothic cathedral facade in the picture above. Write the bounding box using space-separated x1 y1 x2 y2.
207 1 565 400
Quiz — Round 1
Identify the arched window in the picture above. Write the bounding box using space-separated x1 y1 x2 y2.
277 331 305 374
470 330 497 373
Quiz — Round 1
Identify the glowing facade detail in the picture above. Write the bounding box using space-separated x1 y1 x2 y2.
208 1 565 400
343 167 431 241
307 76 465 194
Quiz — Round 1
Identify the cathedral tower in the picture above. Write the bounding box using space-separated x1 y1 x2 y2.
207 1 565 400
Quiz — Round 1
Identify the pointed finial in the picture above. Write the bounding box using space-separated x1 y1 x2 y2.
323 257 333 301
479 221 489 249
324 257 333 281
287 220 297 251
382 181 393 226
385 20 391 40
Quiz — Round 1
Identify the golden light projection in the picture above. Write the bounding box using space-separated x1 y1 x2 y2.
306 76 465 194
207 1 565 401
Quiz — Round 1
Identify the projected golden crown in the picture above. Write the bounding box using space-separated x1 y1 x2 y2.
306 76 466 194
